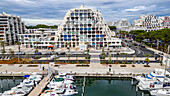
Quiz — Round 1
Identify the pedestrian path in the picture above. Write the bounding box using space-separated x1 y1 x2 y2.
28 74 51 96
90 50 102 68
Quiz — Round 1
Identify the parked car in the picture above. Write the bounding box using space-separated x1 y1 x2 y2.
59 52 66 55
17 52 25 55
69 52 76 55
34 52 42 55
45 52 53 55
50 55 59 60
140 45 145 48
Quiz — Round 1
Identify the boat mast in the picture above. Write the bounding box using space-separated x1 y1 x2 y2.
162 45 170 88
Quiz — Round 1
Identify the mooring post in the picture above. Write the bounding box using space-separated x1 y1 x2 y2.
136 85 138 91
131 78 133 85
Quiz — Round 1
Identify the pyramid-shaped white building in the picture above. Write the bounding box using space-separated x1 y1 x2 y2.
56 5 121 50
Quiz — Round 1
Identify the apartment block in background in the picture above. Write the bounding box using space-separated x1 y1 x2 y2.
0 12 26 45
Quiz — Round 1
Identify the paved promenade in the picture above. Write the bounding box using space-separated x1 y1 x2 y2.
0 62 163 76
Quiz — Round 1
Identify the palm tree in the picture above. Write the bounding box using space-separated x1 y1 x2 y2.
16 42 21 52
145 54 151 66
125 53 128 63
51 43 55 52
107 42 111 63
0 41 6 52
9 49 14 58
133 55 136 64
26 53 30 62
34 42 39 53
67 42 71 63
116 52 119 63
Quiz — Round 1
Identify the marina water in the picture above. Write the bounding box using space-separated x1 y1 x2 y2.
0 77 150 96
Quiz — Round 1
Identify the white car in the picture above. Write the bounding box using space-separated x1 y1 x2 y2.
50 55 59 60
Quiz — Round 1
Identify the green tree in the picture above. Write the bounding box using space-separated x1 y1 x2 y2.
9 49 14 58
0 41 6 53
145 54 151 66
108 26 117 30
16 42 21 52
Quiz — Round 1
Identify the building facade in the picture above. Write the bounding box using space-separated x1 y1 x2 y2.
113 19 131 31
19 28 57 49
56 5 121 50
0 12 26 45
132 15 170 31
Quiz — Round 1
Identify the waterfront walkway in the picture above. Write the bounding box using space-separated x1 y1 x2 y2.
28 74 51 96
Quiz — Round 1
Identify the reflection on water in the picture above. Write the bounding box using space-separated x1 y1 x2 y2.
0 77 23 93
73 77 150 96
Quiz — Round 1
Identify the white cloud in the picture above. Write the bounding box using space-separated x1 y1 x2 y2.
124 6 146 12
22 18 62 26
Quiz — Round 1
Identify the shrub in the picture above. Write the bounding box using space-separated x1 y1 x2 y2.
143 65 150 67
120 65 126 67
27 65 38 67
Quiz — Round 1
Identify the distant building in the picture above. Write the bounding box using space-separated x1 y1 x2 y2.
0 12 26 45
158 16 170 28
107 21 113 26
56 5 121 50
113 19 131 31
132 15 169 31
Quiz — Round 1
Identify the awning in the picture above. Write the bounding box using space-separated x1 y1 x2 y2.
48 45 54 47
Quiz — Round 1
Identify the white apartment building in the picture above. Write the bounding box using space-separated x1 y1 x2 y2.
132 15 162 31
19 28 57 49
158 16 170 28
113 19 131 31
0 12 26 45
56 5 121 50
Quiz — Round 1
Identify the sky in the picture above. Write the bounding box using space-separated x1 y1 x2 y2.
0 0 170 26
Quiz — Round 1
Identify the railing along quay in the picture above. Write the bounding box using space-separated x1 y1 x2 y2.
67 72 141 78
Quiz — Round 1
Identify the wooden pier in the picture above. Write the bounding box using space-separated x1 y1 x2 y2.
28 74 51 96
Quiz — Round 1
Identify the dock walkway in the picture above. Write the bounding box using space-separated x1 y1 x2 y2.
28 74 51 96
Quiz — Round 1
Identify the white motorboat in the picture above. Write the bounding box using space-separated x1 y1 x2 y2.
28 73 42 82
56 73 75 81
43 92 59 96
47 78 64 89
150 88 170 96
2 90 26 96
11 84 33 94
61 89 78 96
64 79 74 85
138 72 170 91
22 79 34 87
135 68 170 81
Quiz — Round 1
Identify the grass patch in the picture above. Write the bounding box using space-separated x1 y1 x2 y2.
143 65 150 67
120 65 126 67
27 65 38 67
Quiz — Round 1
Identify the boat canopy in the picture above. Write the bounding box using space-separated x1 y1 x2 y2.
23 75 30 78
